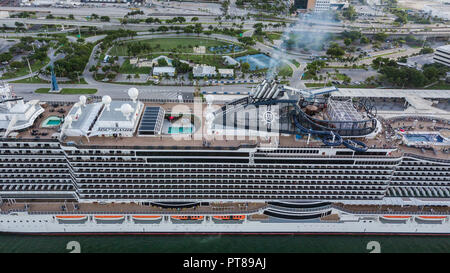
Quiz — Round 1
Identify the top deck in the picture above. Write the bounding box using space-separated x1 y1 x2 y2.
2 96 449 160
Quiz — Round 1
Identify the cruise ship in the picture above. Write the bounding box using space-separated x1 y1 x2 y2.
0 81 449 235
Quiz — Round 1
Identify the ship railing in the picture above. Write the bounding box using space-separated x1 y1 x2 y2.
331 205 449 215
403 153 450 164
25 208 263 215
64 143 258 151
384 115 450 125
0 209 27 214
254 154 399 159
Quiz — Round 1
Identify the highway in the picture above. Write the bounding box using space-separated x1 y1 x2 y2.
2 16 448 38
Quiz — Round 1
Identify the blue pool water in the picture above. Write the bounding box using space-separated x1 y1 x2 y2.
235 54 277 71
168 127 193 134
404 134 444 143
209 45 242 53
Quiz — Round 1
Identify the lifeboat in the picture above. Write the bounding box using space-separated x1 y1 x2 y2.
56 215 87 221
132 215 162 221
94 215 125 220
171 216 204 220
380 215 411 221
213 215 245 220
416 216 447 222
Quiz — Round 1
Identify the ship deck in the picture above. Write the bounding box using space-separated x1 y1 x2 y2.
2 202 450 216
14 103 72 140
3 100 449 160
0 202 267 215
334 203 450 214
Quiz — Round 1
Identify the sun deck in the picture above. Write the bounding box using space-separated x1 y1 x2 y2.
10 102 72 140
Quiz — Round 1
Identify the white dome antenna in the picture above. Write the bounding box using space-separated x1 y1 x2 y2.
128 88 139 103
79 95 87 107
102 95 112 111
120 103 134 120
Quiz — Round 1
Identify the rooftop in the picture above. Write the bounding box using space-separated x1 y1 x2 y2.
153 66 175 73
193 65 216 76
436 44 450 53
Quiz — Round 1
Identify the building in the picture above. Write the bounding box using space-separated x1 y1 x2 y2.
434 45 450 67
103 55 110 63
129 57 139 65
294 0 330 12
193 65 216 78
222 56 240 67
193 46 206 54
152 67 175 77
136 60 153 68
314 0 330 12
218 69 234 78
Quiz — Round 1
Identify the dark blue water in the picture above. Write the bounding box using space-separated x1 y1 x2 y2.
0 235 449 253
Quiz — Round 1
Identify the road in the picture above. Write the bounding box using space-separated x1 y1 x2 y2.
9 81 255 102
2 16 449 37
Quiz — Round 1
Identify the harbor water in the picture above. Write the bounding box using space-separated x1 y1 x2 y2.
0 234 449 253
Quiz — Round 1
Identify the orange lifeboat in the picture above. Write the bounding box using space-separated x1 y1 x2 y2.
380 215 411 221
132 215 162 220
417 216 447 221
171 216 204 220
94 215 125 220
213 215 245 220
56 215 87 221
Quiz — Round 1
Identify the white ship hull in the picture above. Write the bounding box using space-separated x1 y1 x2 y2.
1 211 449 235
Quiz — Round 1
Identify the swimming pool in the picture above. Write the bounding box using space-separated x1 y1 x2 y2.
404 134 444 143
209 45 242 53
235 54 278 71
41 116 62 128
168 127 193 134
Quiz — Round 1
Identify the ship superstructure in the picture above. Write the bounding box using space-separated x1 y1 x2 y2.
0 81 449 234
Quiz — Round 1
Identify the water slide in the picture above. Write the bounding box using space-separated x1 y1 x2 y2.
291 110 368 152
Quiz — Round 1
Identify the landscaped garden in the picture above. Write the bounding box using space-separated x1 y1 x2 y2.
109 37 241 56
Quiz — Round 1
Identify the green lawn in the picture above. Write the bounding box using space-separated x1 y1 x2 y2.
266 32 282 40
0 57 50 80
290 59 300 68
109 37 239 56
119 59 151 74
277 64 293 77
35 88 97 94
425 81 450 90
11 76 88 84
